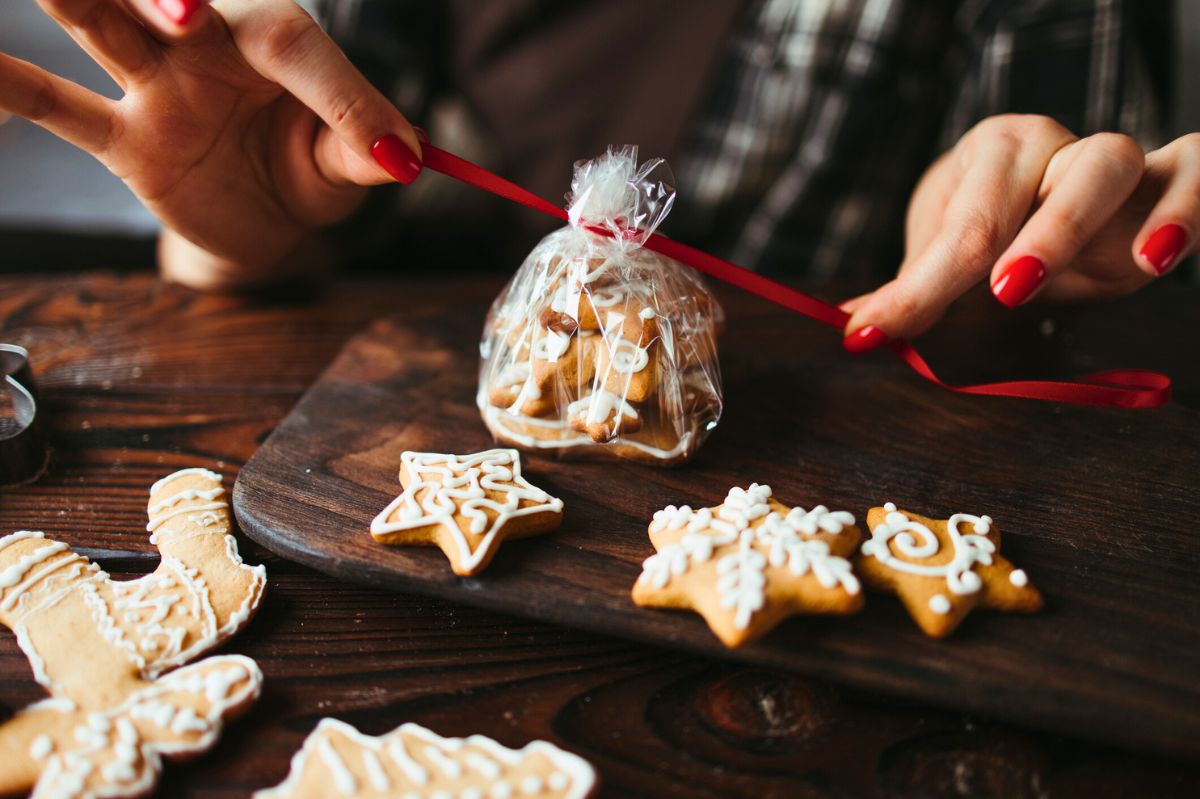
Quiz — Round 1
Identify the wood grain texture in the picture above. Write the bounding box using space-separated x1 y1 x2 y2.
235 274 1200 759
1 272 1198 799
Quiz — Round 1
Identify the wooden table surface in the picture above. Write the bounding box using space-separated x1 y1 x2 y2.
1 272 1197 799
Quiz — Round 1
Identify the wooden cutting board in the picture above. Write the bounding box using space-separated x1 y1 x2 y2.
233 284 1200 759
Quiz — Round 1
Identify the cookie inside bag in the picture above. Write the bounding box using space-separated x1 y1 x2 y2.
478 147 722 465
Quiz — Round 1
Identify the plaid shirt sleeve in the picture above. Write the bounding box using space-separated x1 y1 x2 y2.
319 0 1174 279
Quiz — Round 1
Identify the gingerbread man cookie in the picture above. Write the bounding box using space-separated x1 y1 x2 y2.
255 718 597 799
859 504 1043 637
632 484 863 647
0 468 266 798
370 450 564 576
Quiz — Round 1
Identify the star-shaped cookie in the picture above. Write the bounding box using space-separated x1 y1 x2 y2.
370 449 564 576
631 484 863 647
859 504 1043 637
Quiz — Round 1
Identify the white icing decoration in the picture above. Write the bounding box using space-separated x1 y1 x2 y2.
149 468 223 495
531 331 571 363
929 594 951 615
0 539 69 589
425 744 464 779
30 734 54 759
361 748 390 791
26 656 261 799
1009 569 1028 587
252 718 596 799
189 511 225 528
319 736 358 795
716 531 767 629
148 486 225 516
483 403 693 461
588 289 623 308
0 550 85 612
863 507 994 595
146 502 228 533
466 752 502 779
566 390 638 428
370 450 563 572
638 485 860 629
387 738 429 786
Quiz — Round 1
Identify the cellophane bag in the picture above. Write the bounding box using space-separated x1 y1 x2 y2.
477 146 723 465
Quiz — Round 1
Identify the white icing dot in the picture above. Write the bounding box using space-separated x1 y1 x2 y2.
929 594 951 615
520 775 544 794
547 771 569 790
883 502 897 512
461 788 484 799
1009 569 1028 587
491 781 514 799
29 734 53 760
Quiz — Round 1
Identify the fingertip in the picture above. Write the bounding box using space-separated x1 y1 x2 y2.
152 0 209 28
991 255 1046 308
371 133 422 185
842 324 890 355
1136 223 1188 276
837 292 871 314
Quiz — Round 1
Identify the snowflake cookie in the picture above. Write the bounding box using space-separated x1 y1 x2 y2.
254 718 597 799
370 449 564 576
858 504 1043 638
0 468 265 799
631 484 863 647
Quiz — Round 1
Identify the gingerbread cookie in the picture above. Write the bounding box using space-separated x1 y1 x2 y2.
859 504 1043 638
255 718 596 799
477 180 724 467
632 484 863 647
0 468 265 798
370 450 564 576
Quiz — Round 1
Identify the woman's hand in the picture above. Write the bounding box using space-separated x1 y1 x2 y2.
841 114 1199 352
0 0 422 290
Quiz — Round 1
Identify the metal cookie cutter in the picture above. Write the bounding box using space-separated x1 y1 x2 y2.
1 344 48 486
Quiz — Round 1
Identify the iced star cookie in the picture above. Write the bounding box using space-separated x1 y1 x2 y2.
370 450 564 576
254 718 597 799
632 484 863 648
859 504 1043 638
0 468 265 799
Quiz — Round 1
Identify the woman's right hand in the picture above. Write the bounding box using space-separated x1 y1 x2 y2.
0 0 423 289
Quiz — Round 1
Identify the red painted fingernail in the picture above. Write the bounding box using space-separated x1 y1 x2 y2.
843 325 889 354
1139 224 1187 275
371 134 422 185
992 255 1046 309
154 0 201 26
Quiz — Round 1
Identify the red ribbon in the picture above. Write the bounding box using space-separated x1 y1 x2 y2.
421 145 1171 409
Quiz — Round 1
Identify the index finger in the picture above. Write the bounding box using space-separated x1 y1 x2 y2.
844 120 1071 350
220 0 423 186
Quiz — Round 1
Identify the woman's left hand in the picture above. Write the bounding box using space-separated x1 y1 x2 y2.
841 115 1199 352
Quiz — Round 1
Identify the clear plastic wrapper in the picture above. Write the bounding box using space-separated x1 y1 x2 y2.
478 147 723 465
